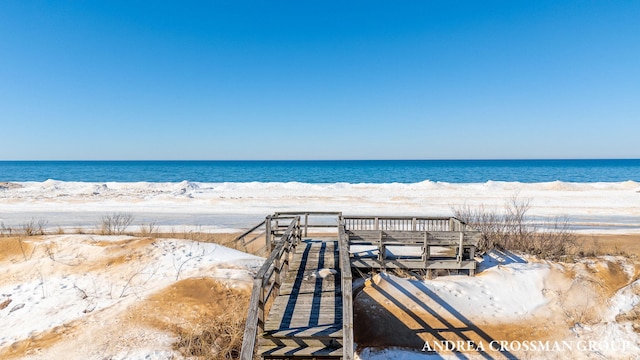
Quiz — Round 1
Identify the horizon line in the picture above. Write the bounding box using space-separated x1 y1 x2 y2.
1 158 640 162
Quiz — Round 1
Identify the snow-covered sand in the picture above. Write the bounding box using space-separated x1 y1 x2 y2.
5 235 638 359
354 251 640 359
1 180 639 233
0 234 263 359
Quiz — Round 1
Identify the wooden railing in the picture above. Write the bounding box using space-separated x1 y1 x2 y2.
231 219 271 256
240 216 301 360
344 217 481 275
344 216 459 231
338 216 354 360
273 211 343 237
344 216 470 231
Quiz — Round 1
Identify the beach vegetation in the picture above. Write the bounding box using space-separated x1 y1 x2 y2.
139 221 159 236
20 218 48 236
99 212 134 235
0 222 13 236
453 196 576 260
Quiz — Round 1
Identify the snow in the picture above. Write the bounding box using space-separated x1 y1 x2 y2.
0 180 639 232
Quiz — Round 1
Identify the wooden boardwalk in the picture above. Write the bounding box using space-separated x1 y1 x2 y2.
238 213 480 360
259 238 344 358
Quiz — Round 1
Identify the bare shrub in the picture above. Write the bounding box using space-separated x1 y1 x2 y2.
139 221 159 236
20 218 48 236
100 213 134 235
1 222 14 236
453 196 576 260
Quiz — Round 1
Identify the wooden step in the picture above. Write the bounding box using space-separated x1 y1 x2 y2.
259 345 342 359
259 335 342 348
262 324 343 341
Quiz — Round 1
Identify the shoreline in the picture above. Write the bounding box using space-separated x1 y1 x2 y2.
1 211 639 236
1 179 639 235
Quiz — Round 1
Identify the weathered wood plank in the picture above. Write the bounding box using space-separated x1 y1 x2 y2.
240 278 263 360
279 276 340 295
350 258 477 270
265 292 342 332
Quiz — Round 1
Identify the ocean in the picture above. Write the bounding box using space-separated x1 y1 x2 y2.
1 159 639 183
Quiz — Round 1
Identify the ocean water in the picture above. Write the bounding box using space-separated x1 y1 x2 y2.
1 159 639 183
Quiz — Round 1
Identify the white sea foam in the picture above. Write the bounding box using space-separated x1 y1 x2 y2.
0 180 639 233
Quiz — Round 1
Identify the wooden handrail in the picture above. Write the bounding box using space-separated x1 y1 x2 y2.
240 216 301 360
233 220 266 243
344 215 452 220
231 219 270 255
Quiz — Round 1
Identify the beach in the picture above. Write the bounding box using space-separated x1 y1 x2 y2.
1 180 640 359
1 180 639 234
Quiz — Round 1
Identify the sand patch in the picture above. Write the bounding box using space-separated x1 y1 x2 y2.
0 237 36 262
354 255 640 358
128 277 251 358
353 272 567 359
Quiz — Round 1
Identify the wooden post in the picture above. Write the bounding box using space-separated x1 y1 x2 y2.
304 213 309 237
422 231 429 262
265 216 272 250
469 245 476 276
457 232 464 263
378 231 384 262
274 257 281 289
339 224 354 360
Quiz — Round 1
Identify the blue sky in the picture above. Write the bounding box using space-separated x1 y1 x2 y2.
1 1 638 160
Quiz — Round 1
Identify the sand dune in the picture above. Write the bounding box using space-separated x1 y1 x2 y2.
2 234 640 359
0 235 262 359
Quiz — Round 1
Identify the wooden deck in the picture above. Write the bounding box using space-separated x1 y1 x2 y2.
260 238 344 358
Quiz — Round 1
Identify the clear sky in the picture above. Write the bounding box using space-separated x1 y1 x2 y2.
1 1 638 160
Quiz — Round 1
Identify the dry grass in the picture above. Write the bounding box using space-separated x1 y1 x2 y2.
1 219 48 237
130 277 251 359
573 234 640 258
